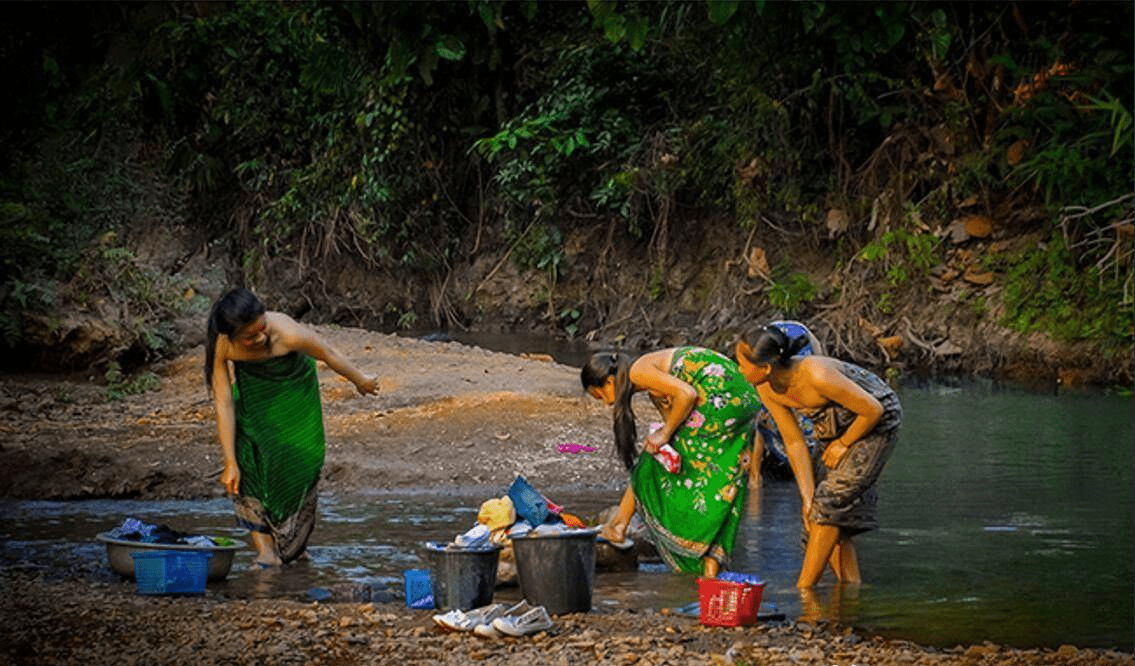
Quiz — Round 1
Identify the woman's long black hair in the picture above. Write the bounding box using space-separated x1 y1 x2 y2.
739 324 811 367
204 288 265 391
580 351 638 471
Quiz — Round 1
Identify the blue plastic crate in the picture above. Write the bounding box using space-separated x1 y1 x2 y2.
131 550 212 595
403 568 434 609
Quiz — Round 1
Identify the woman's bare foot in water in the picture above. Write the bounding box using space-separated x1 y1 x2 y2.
599 521 627 545
251 532 283 568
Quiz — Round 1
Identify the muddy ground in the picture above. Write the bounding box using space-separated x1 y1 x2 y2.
0 327 622 501
1 329 1131 665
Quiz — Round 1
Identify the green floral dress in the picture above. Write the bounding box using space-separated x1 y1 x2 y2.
630 347 761 573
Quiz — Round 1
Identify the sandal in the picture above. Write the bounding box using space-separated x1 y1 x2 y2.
597 534 635 550
491 605 554 637
473 600 535 638
597 523 634 550
433 603 505 632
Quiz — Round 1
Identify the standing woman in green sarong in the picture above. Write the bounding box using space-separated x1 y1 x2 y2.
205 288 378 567
581 347 760 577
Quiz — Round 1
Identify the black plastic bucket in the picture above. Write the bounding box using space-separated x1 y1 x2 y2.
511 530 597 614
423 544 502 611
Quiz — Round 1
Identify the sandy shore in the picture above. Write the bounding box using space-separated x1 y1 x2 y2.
1 329 1131 665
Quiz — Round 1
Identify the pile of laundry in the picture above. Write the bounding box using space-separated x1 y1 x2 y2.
106 517 223 548
434 475 595 583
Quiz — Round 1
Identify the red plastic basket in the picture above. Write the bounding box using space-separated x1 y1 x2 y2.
696 576 764 627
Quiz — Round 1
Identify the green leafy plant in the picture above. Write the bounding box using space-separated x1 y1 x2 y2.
875 292 894 315
859 225 941 286
996 234 1132 348
558 306 582 337
104 361 162 402
397 310 418 330
765 263 817 316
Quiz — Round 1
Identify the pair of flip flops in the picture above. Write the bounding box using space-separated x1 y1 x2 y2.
433 600 552 637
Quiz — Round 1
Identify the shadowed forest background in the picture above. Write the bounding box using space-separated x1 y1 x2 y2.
1 0 1131 390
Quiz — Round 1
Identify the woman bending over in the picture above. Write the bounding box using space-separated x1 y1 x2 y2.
736 325 901 588
582 347 760 577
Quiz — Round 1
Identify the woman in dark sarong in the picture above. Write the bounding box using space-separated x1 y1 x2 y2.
736 325 902 588
205 289 377 566
582 348 760 577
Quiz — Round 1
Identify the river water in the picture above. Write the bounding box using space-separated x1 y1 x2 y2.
1 338 1130 651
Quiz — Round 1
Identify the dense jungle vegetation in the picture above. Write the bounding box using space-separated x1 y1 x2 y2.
1 1 1131 387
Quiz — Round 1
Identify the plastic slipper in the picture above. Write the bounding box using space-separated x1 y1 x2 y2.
596 534 635 550
491 605 554 637
474 600 535 638
435 603 506 632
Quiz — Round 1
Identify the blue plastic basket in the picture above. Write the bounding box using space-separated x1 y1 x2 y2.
404 568 434 609
131 550 212 595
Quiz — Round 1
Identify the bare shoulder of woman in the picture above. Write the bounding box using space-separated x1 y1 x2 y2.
799 355 839 377
793 356 846 394
213 333 233 363
632 348 676 371
265 311 307 342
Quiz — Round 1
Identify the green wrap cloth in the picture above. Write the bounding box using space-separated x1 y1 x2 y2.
631 347 760 573
233 352 325 526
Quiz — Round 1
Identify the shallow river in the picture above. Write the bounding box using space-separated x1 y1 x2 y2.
1 350 1130 651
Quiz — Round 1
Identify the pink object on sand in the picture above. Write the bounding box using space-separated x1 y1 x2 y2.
558 443 597 454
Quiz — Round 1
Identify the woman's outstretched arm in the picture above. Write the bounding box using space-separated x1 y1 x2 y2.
758 384 815 514
274 315 378 395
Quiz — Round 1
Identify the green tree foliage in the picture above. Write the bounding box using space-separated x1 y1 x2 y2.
0 0 1130 362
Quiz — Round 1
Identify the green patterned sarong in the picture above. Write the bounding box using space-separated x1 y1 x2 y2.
231 352 325 560
631 347 760 573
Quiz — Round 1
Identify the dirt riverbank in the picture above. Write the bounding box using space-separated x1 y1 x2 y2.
0 329 1131 665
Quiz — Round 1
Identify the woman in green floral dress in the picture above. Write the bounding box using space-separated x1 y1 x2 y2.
581 347 761 576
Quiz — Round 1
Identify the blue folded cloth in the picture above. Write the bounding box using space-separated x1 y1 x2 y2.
508 475 550 526
718 571 763 586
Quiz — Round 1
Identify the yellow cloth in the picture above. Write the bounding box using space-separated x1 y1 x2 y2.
478 496 516 531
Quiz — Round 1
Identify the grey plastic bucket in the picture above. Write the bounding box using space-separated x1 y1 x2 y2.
511 530 597 614
423 544 501 611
